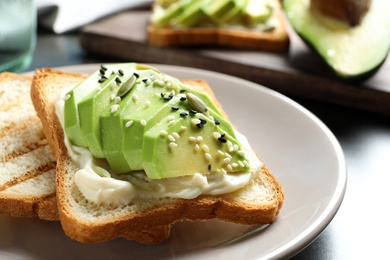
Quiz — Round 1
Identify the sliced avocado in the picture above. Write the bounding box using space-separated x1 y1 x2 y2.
284 0 390 81
173 0 206 28
77 63 137 158
154 0 189 27
243 0 273 25
143 111 249 179
203 0 237 24
64 64 130 147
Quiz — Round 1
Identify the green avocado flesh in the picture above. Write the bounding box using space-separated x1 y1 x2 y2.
64 63 250 179
284 0 390 80
154 0 274 29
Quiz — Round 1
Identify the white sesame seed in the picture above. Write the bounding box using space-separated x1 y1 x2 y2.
225 152 232 158
140 119 147 126
111 104 119 113
167 115 175 121
197 136 203 142
125 120 133 127
169 142 177 150
238 150 246 157
221 168 227 174
194 144 200 151
213 132 221 139
218 150 225 156
189 136 196 142
160 130 168 136
180 126 187 132
205 153 212 161
110 93 116 101
238 161 245 167
64 94 71 100
115 96 121 104
243 160 249 167
191 119 201 125
233 144 239 152
223 158 231 164
145 100 151 108
227 164 233 171
110 81 116 90
172 132 180 139
168 135 176 142
232 163 238 168
202 144 209 152
132 94 138 101
227 141 233 152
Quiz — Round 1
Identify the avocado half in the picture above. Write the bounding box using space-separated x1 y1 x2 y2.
283 0 390 81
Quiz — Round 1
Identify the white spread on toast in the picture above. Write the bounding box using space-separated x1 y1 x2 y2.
56 86 262 205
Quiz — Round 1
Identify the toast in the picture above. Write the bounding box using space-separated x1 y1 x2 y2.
31 65 284 244
0 72 58 221
147 0 290 52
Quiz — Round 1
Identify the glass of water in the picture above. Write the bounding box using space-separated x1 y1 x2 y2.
0 0 36 72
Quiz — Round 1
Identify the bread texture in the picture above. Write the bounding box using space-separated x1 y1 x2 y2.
31 67 284 244
0 72 58 221
147 0 290 52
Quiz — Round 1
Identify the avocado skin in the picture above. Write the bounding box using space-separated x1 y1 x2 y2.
283 0 390 82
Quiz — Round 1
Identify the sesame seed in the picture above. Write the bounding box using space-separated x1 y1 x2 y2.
125 120 134 127
243 160 249 167
218 137 227 143
109 81 116 90
225 152 232 158
202 144 209 152
233 144 239 152
111 104 119 113
238 150 246 157
199 118 207 124
208 164 211 171
223 158 231 164
222 168 227 174
194 144 200 151
100 64 107 71
168 135 176 142
180 112 188 117
172 132 180 139
238 161 245 167
227 164 233 171
191 119 201 125
214 118 220 125
132 94 138 101
196 123 203 129
169 142 177 150
180 97 187 101
180 89 187 93
232 163 238 168
189 109 197 114
64 94 71 100
145 100 151 108
213 132 221 139
100 69 105 75
217 150 225 156
142 78 148 83
167 115 175 121
140 119 147 126
180 126 187 132
98 77 106 83
118 69 124 76
115 77 122 84
114 96 121 104
160 130 168 136
172 106 179 111
205 153 212 161
133 72 139 78
110 93 116 101
197 136 203 142
189 136 196 142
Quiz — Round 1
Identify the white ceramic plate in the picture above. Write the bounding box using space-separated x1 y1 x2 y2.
1 64 346 259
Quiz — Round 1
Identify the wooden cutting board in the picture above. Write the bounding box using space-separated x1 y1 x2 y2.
80 10 390 116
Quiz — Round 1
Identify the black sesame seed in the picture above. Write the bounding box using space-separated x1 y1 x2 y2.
169 92 174 98
180 97 187 101
218 137 227 143
196 123 203 129
208 164 211 171
189 109 197 114
99 69 105 75
220 133 225 137
160 92 164 98
98 77 106 83
171 106 179 111
214 118 220 125
180 89 187 93
115 77 122 84
118 69 124 76
199 118 207 124
142 78 148 83
180 112 188 117
133 72 139 78
100 64 107 71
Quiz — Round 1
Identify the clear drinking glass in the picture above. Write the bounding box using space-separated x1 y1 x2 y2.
0 0 36 72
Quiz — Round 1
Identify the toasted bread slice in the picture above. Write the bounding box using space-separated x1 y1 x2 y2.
147 0 289 52
0 72 58 221
31 67 284 244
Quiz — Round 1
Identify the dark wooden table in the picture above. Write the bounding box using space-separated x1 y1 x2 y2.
21 27 390 259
